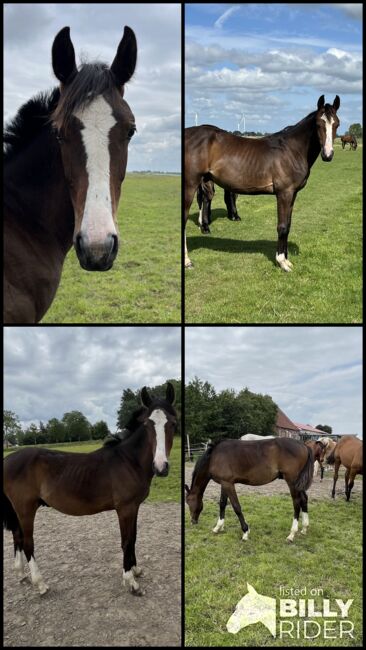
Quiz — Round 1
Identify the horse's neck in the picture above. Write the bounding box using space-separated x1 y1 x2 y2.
191 468 210 497
124 425 155 475
287 115 320 168
4 131 74 253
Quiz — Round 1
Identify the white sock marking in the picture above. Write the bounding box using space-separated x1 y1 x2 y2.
150 409 168 472
123 569 140 592
242 528 250 541
276 252 293 272
75 96 118 245
212 518 225 533
29 557 49 594
198 207 203 226
301 512 309 534
286 518 299 542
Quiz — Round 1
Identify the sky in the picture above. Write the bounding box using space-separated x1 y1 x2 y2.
185 3 362 133
185 327 362 438
4 3 181 172
4 327 181 431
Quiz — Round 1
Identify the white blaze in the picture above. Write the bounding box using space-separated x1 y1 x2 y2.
321 114 335 158
150 409 168 471
75 96 117 244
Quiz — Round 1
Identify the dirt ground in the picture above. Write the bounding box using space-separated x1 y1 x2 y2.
185 464 363 500
3 502 181 647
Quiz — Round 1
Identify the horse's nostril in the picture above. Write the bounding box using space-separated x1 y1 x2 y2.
111 234 118 256
76 234 84 255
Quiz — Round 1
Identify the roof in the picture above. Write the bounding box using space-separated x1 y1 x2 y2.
276 408 299 431
294 422 325 434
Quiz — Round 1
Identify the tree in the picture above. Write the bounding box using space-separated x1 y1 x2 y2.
348 123 362 138
23 423 39 445
315 424 332 434
3 410 23 445
116 388 140 431
46 418 67 443
91 420 111 440
62 411 91 442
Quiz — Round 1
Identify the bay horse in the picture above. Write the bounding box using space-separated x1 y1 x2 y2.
340 134 357 150
326 435 362 501
305 439 327 480
3 383 176 596
185 437 313 544
4 25 137 323
185 95 340 271
197 180 240 234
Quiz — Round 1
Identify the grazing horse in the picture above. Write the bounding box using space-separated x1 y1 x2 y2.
305 439 327 480
340 134 357 150
185 95 340 270
4 26 137 323
326 435 362 501
197 180 240 234
185 437 313 543
3 383 177 596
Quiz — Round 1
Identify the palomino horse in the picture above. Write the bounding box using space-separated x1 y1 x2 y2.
197 180 240 234
305 439 327 480
185 437 313 543
340 134 357 150
4 26 137 323
3 384 176 596
326 435 362 501
185 95 340 270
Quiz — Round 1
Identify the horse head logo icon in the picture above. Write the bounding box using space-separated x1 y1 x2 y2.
227 583 276 636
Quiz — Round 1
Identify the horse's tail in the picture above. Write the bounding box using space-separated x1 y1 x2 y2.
293 446 314 492
3 493 20 532
326 449 335 465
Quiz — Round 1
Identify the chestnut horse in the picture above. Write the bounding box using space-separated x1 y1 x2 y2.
185 437 313 544
4 384 176 596
305 439 327 480
340 134 357 150
4 26 137 323
185 95 340 271
326 435 362 500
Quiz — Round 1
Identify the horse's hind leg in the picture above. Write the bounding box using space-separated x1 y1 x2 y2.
287 487 301 542
346 468 357 501
299 491 309 535
221 482 250 541
19 506 49 595
331 460 340 498
185 180 199 268
12 526 27 582
212 486 227 533
344 468 350 498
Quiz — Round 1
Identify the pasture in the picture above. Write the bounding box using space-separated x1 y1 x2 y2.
185 142 362 323
3 438 181 646
42 173 181 324
185 470 362 647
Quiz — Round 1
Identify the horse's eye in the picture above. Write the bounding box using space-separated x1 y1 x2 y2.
128 127 136 139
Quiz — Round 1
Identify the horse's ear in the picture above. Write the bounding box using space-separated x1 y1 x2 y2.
166 382 176 405
185 484 190 495
52 27 77 84
333 95 340 111
111 26 137 88
247 583 257 595
317 95 325 110
141 386 152 408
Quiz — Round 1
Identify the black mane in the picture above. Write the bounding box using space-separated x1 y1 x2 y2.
103 397 176 449
4 88 60 163
191 439 222 486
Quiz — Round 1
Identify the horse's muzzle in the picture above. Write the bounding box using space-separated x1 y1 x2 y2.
321 149 334 162
153 462 169 477
75 233 118 271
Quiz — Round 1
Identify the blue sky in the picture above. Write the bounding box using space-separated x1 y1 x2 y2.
4 3 181 172
185 327 362 438
185 3 362 133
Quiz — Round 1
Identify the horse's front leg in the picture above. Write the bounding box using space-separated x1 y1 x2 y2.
320 461 324 481
185 182 197 268
331 460 340 498
225 190 241 221
212 486 227 533
287 487 301 543
221 482 250 541
117 506 144 596
276 190 296 271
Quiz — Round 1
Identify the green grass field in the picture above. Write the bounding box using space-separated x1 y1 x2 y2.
42 173 181 323
185 494 362 647
4 437 181 503
185 142 362 323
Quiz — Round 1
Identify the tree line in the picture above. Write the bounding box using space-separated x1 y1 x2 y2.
185 377 278 444
4 379 181 447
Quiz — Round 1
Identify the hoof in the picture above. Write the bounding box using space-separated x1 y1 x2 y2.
19 574 28 583
185 261 194 269
131 587 146 597
286 536 294 543
301 529 307 536
132 566 143 577
242 528 250 541
39 583 49 596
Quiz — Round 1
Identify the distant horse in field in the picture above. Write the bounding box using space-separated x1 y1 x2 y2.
197 180 240 234
4 26 137 323
340 135 357 150
326 435 362 500
305 439 327 480
4 384 176 596
185 95 340 270
240 433 275 441
185 437 313 543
